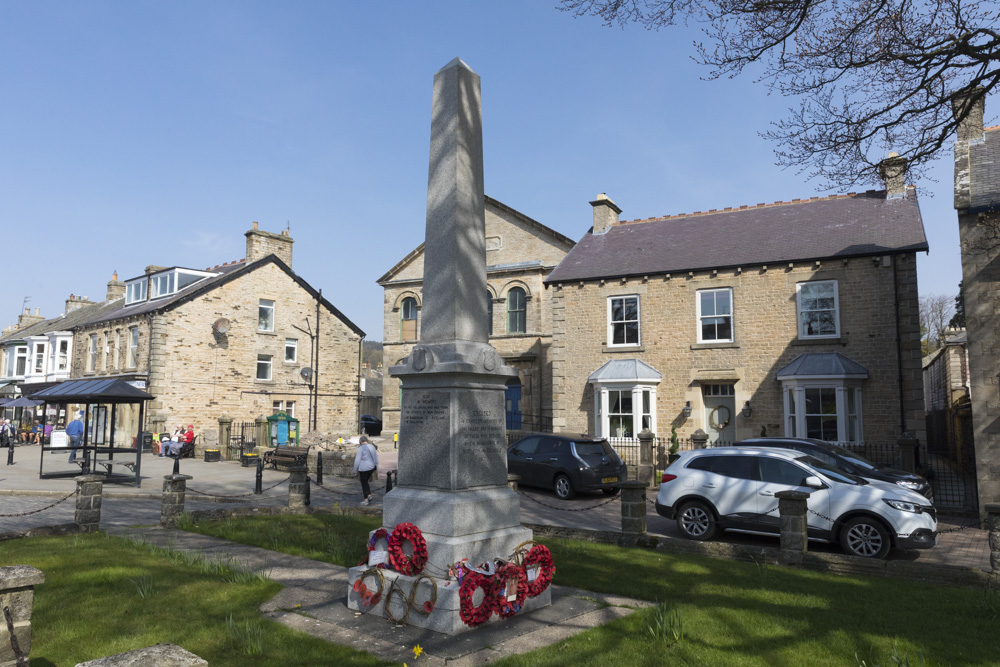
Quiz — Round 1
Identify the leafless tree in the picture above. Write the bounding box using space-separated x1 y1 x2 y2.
920 293 956 354
559 0 1000 190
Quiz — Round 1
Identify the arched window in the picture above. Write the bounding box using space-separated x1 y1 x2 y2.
400 297 418 340
487 292 494 336
507 287 526 334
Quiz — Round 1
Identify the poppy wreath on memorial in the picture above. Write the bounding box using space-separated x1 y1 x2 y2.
408 573 438 616
493 562 528 618
522 544 555 597
458 570 496 627
388 522 428 576
354 568 385 608
362 527 391 568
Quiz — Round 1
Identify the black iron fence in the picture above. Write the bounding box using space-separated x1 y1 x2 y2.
228 421 257 461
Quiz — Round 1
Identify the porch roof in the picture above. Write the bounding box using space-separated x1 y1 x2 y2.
588 359 662 383
776 352 869 380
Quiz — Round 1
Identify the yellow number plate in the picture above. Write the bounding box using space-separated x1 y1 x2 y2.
602 476 618 484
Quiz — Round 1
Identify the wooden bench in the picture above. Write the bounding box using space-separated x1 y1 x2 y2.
262 445 310 469
93 459 137 475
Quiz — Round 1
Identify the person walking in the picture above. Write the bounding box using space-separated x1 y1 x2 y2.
352 436 379 505
66 413 84 463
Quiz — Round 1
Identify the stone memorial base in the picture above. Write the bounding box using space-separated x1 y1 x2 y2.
346 564 551 635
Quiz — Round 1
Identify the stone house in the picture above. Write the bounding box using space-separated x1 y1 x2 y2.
378 196 575 435
69 223 364 450
951 91 1000 510
922 330 972 467
544 176 927 452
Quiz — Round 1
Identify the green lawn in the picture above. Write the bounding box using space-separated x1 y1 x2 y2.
186 514 1000 667
0 531 391 667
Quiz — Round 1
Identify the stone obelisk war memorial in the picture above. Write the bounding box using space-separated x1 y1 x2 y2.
346 58 552 634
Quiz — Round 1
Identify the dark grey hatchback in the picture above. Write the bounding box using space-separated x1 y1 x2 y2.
507 433 627 499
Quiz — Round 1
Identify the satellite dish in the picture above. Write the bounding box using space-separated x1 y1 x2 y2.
300 367 314 381
212 317 231 334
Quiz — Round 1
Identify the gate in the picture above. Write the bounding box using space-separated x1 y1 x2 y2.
925 406 979 513
228 421 257 461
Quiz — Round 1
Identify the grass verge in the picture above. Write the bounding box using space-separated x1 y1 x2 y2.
189 514 1000 666
0 531 391 666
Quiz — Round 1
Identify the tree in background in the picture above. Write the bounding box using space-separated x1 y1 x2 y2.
560 0 1000 190
920 293 956 355
950 281 966 329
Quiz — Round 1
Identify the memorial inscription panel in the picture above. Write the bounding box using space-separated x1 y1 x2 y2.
399 391 451 488
456 391 507 488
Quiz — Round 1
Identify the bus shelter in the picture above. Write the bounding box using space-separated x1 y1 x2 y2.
28 379 154 487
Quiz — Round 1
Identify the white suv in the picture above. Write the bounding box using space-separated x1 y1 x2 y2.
655 447 937 559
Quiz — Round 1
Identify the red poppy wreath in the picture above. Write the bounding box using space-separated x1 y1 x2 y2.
493 562 528 618
522 544 555 597
388 522 428 576
459 570 495 627
363 527 391 568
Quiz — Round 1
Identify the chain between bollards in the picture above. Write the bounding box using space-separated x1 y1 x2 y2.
255 457 263 495
316 451 324 486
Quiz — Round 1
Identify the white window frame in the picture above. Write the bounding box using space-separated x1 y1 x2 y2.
259 299 275 332
87 335 98 372
607 295 641 347
697 287 734 343
796 280 840 339
57 340 69 372
127 327 139 369
33 342 46 374
591 383 659 439
256 354 273 381
125 279 147 304
506 287 527 334
782 381 863 443
285 338 297 363
14 346 27 376
285 400 296 418
113 330 120 370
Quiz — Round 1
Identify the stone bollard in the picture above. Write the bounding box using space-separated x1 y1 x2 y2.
161 474 193 527
288 465 308 512
986 504 1000 574
691 429 709 450
897 432 918 473
619 481 649 535
638 428 655 487
776 490 811 564
255 415 269 454
507 473 520 492
1 565 44 667
75 474 104 533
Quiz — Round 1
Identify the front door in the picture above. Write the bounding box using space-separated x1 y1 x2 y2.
505 382 522 430
703 383 736 444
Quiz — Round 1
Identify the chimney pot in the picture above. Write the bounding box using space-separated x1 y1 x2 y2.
589 194 622 235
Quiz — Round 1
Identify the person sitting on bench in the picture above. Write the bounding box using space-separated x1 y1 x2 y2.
162 424 185 457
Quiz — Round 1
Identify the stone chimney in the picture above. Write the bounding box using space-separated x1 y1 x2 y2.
879 153 907 199
953 88 986 210
589 194 622 235
65 294 98 314
17 307 44 329
245 221 294 267
145 265 167 275
106 271 125 302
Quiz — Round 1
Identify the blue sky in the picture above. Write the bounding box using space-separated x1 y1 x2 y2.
0 1 973 339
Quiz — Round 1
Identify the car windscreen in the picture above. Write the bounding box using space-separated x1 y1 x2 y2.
795 455 865 485
821 442 877 470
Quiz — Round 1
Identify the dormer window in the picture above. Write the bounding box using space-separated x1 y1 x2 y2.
150 272 176 299
126 279 147 305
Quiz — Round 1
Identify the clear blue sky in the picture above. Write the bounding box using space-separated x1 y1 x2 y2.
0 1 973 340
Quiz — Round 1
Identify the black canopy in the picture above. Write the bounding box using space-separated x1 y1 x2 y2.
2 397 43 408
27 379 154 403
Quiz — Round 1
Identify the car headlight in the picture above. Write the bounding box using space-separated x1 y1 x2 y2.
883 499 922 513
895 480 922 491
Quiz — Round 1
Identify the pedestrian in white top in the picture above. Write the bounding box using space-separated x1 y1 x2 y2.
352 436 379 505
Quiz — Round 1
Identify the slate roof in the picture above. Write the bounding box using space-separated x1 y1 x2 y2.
776 352 869 379
546 189 928 284
588 359 662 382
0 298 114 344
968 126 1000 209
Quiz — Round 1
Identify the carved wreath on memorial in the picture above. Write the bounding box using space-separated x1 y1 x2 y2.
388 522 428 576
709 405 731 430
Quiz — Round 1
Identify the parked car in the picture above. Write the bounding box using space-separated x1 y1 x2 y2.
507 433 627 499
734 437 933 501
655 446 937 559
359 414 382 436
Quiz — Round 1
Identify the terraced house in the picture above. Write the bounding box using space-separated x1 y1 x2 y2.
545 164 927 457
67 223 364 451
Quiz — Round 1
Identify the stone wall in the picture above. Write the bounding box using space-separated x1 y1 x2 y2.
548 253 925 447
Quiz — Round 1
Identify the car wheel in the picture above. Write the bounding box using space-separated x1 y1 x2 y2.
602 487 620 496
676 500 717 540
554 474 576 500
840 516 892 559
